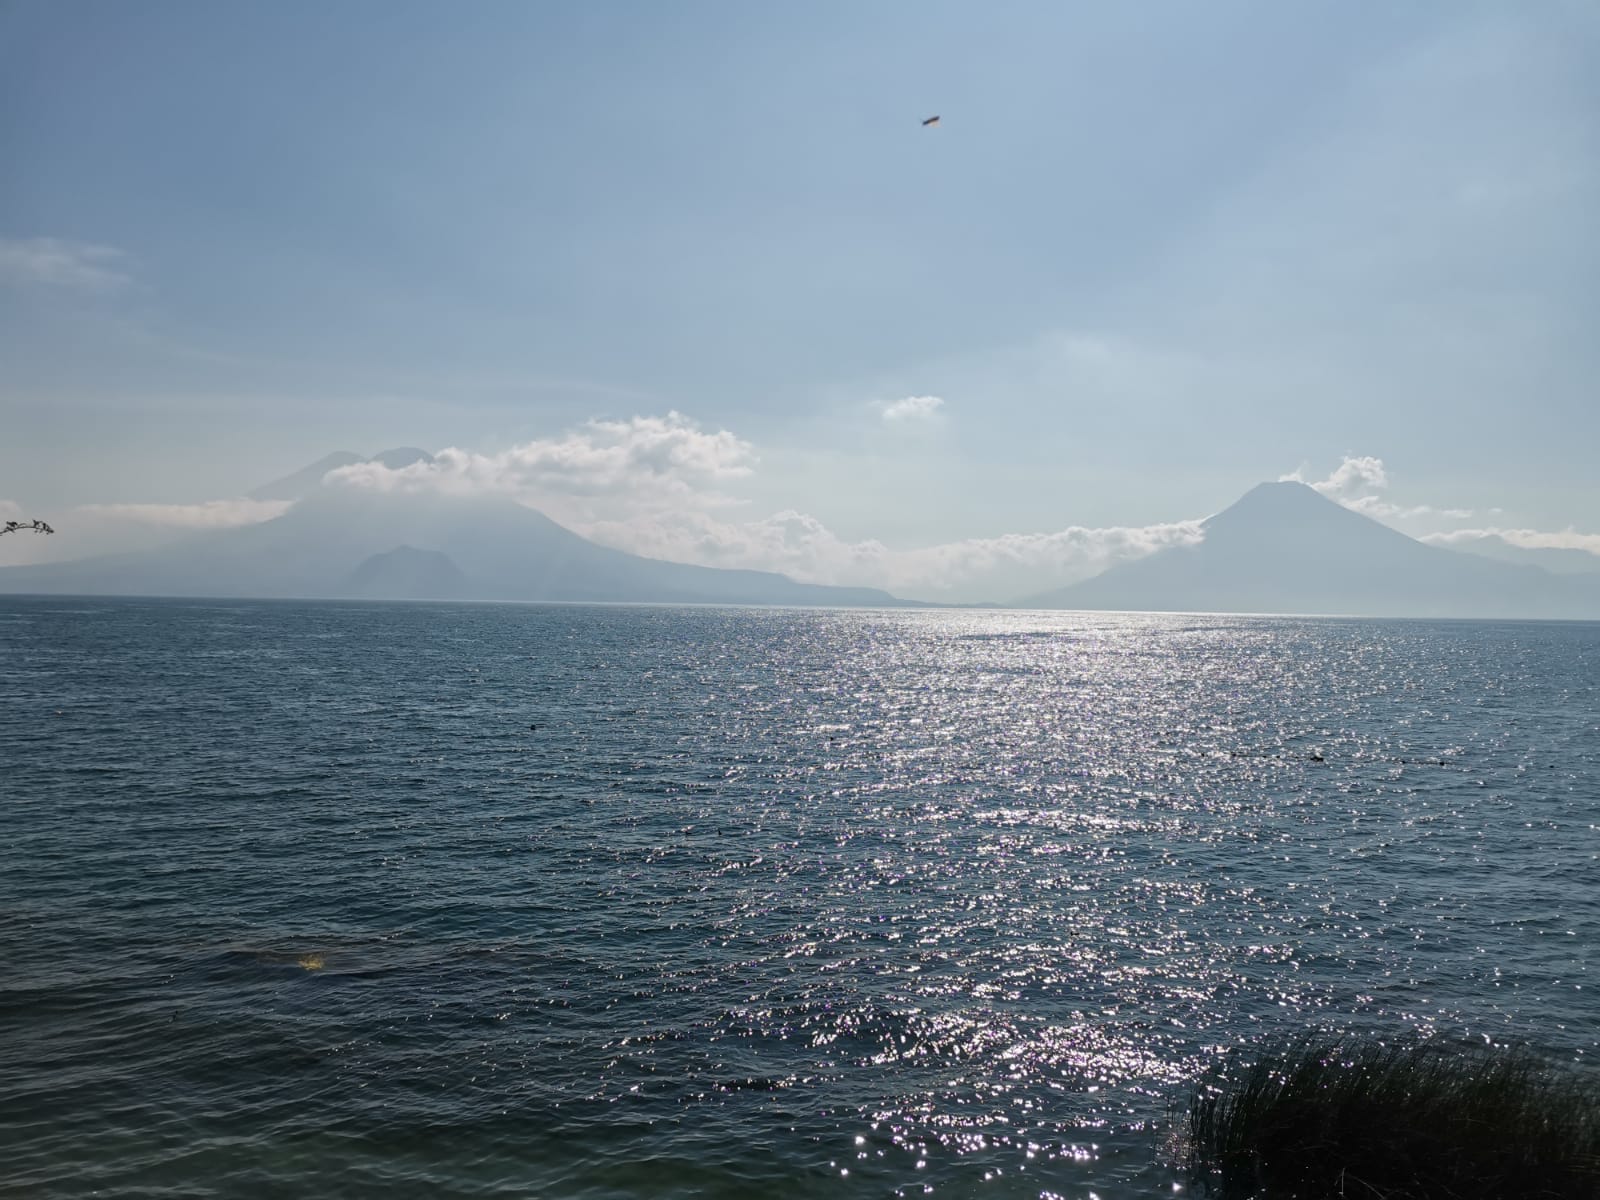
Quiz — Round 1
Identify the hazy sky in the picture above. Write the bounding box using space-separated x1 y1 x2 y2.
2 1 1596 597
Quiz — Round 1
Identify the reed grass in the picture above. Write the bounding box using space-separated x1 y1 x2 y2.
1183 1033 1600 1199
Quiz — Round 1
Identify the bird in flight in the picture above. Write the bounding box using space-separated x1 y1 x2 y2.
921 115 940 127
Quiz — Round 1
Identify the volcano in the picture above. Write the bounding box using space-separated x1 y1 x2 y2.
1022 481 1600 619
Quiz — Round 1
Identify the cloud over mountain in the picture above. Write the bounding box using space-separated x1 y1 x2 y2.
1298 455 1389 501
1283 456 1477 522
584 507 1204 602
328 412 754 504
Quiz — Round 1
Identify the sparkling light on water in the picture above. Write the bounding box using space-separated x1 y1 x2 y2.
1 600 1595 1197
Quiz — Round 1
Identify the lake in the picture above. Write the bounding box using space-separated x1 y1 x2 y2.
1 598 1594 1198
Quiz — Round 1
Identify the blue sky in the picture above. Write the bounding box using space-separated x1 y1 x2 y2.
2 1 1596 597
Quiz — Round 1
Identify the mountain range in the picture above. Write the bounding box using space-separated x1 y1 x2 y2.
2 454 1597 618
0 450 905 607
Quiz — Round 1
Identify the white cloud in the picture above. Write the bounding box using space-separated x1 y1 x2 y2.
880 395 945 423
1283 455 1477 524
584 507 1203 602
328 412 754 509
1291 455 1389 501
0 237 130 290
75 498 293 528
1343 495 1476 522
1423 527 1600 556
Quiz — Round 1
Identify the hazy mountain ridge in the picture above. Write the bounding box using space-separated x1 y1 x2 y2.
1436 533 1600 577
1022 481 1600 619
4 464 1596 617
1 451 910 607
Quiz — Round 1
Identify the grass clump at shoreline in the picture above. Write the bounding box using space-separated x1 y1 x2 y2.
1184 1033 1600 1199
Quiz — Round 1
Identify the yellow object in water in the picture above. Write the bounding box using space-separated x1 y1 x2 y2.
297 954 326 971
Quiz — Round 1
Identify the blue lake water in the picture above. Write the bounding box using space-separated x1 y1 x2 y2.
1 598 1595 1198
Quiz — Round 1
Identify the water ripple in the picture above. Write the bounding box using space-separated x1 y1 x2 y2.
1 600 1596 1197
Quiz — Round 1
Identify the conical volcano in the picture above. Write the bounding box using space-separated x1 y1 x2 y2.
1021 481 1598 618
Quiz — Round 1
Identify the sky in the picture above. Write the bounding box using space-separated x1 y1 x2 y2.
2 1 1597 600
